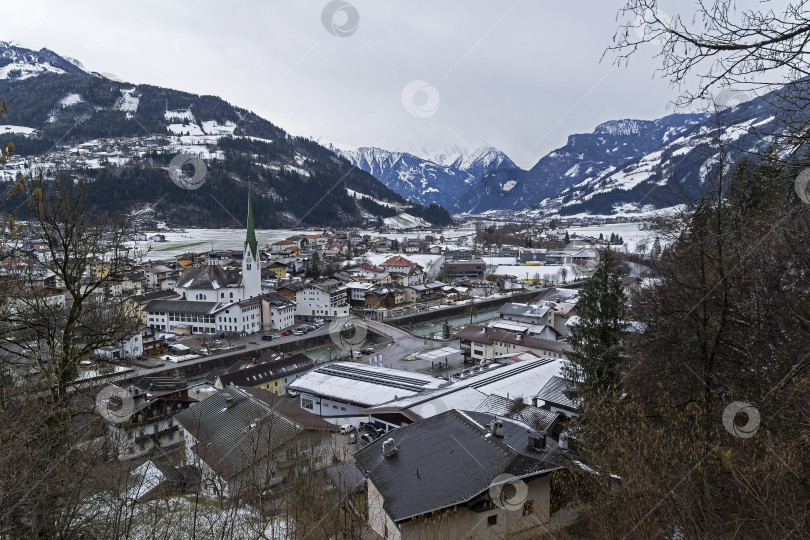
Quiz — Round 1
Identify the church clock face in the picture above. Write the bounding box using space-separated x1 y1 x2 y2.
246 255 253 263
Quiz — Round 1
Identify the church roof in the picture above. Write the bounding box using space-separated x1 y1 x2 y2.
176 265 242 290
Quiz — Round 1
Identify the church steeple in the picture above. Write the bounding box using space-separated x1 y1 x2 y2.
245 192 258 259
242 192 261 299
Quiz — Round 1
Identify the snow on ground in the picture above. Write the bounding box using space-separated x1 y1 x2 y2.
345 188 398 208
59 93 83 107
165 109 195 121
360 252 443 270
114 88 139 117
167 123 206 136
564 221 655 254
201 120 236 135
0 61 65 80
140 226 469 262
384 213 429 229
0 125 36 135
284 164 310 177
495 264 581 281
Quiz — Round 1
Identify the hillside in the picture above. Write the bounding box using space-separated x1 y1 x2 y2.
0 42 452 228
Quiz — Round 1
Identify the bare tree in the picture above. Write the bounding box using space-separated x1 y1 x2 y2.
610 0 810 104
0 172 141 401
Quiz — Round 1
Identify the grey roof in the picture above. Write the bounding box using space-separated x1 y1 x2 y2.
498 302 551 318
536 376 578 411
174 386 301 480
456 325 572 353
177 265 242 290
407 281 445 292
145 299 219 315
534 287 579 303
353 409 560 523
217 354 316 387
262 292 295 308
133 289 180 303
474 394 561 432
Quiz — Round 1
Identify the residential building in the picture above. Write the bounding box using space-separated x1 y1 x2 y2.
141 263 173 289
212 353 315 396
103 383 197 460
296 278 349 318
404 281 445 303
175 386 341 498
444 254 486 280
456 325 572 363
261 292 296 331
364 283 406 310
354 409 564 539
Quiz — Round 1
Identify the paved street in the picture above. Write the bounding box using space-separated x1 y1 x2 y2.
359 319 462 374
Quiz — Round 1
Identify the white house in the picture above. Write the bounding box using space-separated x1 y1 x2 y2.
296 278 349 318
261 292 296 331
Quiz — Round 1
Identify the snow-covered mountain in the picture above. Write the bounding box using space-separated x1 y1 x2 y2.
339 143 517 209
423 143 518 181
0 41 97 80
0 42 452 228
454 86 807 218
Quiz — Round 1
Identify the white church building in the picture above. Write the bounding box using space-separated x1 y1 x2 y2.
145 196 264 335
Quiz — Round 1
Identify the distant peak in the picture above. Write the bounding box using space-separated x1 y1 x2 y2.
593 119 650 136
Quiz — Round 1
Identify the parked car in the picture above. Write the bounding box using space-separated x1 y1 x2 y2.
360 433 375 444
261 335 273 341
348 433 358 444
271 333 281 339
361 347 374 355
340 424 355 434
282 332 291 336
293 331 304 336
287 390 299 397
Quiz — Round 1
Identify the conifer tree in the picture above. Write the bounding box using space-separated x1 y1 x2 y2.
563 248 627 401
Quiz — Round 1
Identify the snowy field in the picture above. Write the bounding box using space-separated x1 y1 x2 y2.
565 222 657 254
139 227 474 261
137 221 658 262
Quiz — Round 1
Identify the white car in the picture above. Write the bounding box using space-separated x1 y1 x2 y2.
340 424 355 434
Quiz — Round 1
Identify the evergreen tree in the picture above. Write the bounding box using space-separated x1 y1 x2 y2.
599 233 604 241
650 237 662 259
442 320 451 339
564 230 570 244
563 248 627 401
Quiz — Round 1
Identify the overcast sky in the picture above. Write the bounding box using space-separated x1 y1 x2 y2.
3 0 684 168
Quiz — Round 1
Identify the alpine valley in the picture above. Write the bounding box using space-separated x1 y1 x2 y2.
0 40 802 225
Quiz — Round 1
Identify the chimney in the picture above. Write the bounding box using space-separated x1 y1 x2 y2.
528 432 547 450
382 438 397 457
490 419 504 438
224 396 235 408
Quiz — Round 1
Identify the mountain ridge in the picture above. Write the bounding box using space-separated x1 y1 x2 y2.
0 41 452 229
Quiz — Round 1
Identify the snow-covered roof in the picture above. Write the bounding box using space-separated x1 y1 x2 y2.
288 362 444 407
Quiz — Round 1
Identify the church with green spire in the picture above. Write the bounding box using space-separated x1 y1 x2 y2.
241 192 261 298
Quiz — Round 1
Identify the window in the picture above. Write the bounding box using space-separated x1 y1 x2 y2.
301 397 314 410
487 515 497 526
